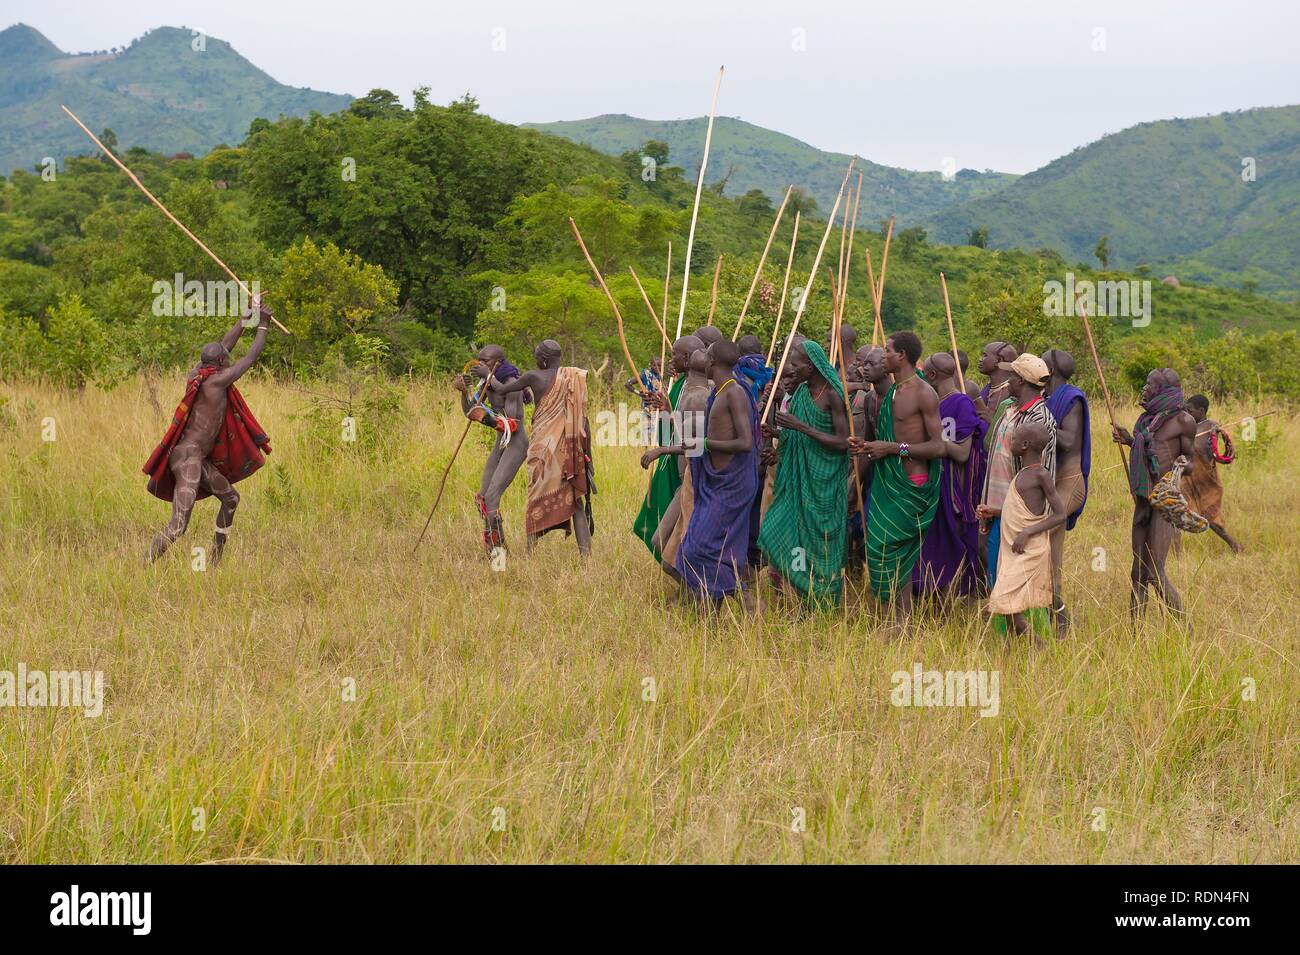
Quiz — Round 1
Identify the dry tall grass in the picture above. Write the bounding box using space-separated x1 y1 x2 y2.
0 374 1295 863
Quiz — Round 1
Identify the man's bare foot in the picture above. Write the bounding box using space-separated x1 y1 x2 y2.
1052 602 1070 636
146 534 171 565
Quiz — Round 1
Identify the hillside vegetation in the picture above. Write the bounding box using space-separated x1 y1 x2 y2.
3 89 1297 401
527 114 1017 225
929 106 1300 299
0 24 351 177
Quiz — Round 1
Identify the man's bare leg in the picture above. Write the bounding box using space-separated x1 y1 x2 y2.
652 491 682 555
890 574 915 625
482 437 526 552
573 505 592 557
1146 516 1185 616
1130 515 1151 616
201 460 240 567
148 452 200 563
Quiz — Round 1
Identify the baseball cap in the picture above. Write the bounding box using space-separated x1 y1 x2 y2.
998 353 1050 386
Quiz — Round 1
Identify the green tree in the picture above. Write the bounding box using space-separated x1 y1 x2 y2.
275 237 399 369
1094 235 1111 269
967 225 989 248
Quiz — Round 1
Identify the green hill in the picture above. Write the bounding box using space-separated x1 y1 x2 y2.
928 106 1300 299
526 114 1018 225
0 23 352 176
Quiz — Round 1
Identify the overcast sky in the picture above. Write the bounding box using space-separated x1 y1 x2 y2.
9 0 1299 172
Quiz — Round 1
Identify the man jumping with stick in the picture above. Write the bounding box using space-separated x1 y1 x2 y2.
144 297 273 566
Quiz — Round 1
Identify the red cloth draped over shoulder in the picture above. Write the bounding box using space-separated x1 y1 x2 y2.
142 366 271 502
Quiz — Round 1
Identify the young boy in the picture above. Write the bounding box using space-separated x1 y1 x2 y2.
977 421 1067 638
1182 394 1242 553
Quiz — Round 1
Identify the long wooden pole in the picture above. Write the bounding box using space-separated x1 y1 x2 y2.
731 185 792 341
628 266 672 348
675 67 724 340
832 310 869 572
939 272 964 393
766 211 801 365
655 243 673 445
762 157 856 424
827 267 841 359
414 371 496 552
662 242 673 346
706 254 724 325
831 187 852 366
1076 294 1130 482
839 172 863 327
864 249 881 347
61 105 290 335
874 216 896 340
413 417 473 553
569 217 641 385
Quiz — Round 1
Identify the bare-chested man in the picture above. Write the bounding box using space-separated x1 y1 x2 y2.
646 340 759 610
1111 368 1196 616
641 338 712 572
848 345 889 443
694 325 725 349
144 296 273 566
493 340 592 556
849 331 946 618
454 344 529 552
635 335 702 561
1042 349 1092 631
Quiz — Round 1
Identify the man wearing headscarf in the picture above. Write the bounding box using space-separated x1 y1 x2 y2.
758 339 850 607
454 343 529 553
1112 367 1197 616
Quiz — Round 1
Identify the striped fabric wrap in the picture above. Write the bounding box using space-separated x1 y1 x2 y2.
866 381 941 601
757 342 849 606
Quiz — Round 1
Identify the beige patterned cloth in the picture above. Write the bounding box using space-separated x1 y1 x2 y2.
660 466 694 569
988 470 1054 615
525 367 588 537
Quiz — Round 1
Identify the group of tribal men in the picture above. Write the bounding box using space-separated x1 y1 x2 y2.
142 297 1243 638
628 323 1239 635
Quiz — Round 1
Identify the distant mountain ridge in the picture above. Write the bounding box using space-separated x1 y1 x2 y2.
927 105 1300 298
525 114 1019 226
0 23 352 175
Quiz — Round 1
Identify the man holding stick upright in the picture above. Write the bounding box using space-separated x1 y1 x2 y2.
650 340 760 611
1112 368 1196 617
144 296 274 566
758 340 850 608
850 331 944 622
633 337 695 561
911 352 987 604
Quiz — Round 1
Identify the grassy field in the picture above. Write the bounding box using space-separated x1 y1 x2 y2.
0 374 1296 863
